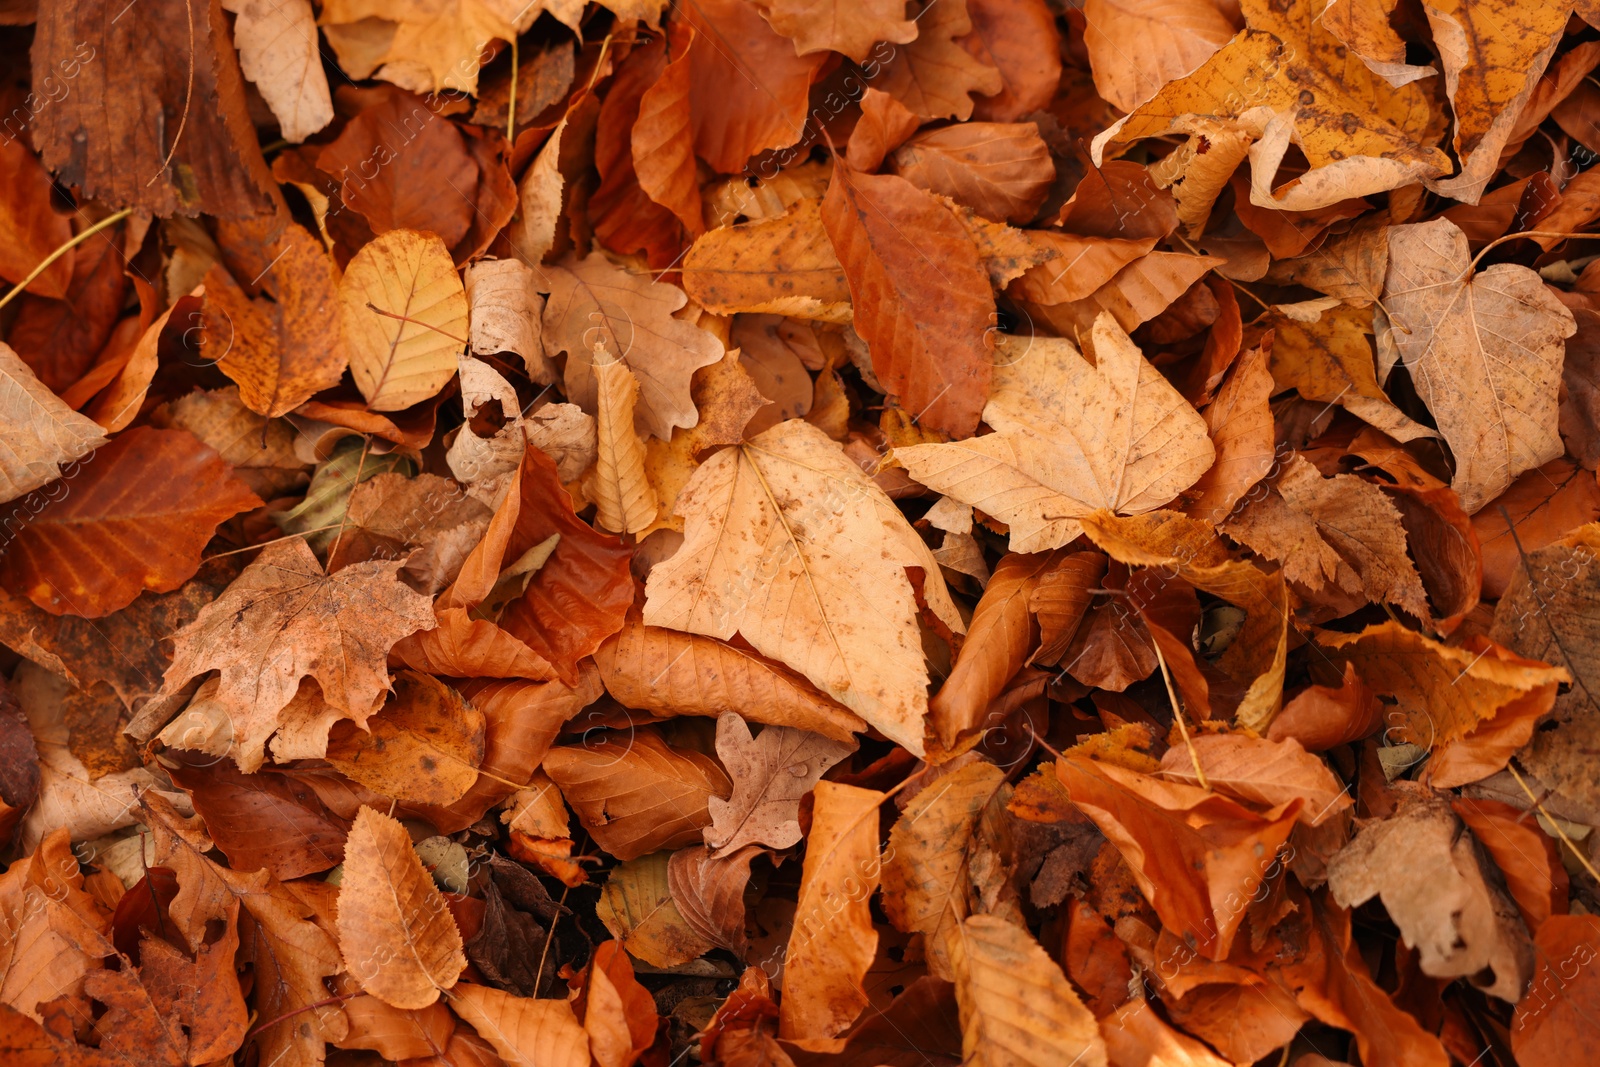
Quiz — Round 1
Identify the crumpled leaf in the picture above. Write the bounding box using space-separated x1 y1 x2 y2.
704 711 855 855
158 537 436 771
0 343 106 505
1327 793 1533 1001
644 419 966 755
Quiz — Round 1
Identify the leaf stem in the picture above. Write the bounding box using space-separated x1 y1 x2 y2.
1153 642 1208 791
0 207 134 312
1507 763 1600 884
507 35 519 142
364 302 469 346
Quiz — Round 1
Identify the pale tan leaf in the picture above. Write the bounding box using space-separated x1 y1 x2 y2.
1381 218 1575 512
643 419 965 756
542 251 724 440
340 229 468 412
223 0 332 142
949 914 1107 1067
587 358 659 534
0 342 107 504
465 258 553 383
337 806 466 1010
508 118 565 268
779 781 885 1041
705 712 855 854
448 983 590 1067
896 316 1214 553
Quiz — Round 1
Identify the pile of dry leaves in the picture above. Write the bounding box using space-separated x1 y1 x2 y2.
4 0 1600 1064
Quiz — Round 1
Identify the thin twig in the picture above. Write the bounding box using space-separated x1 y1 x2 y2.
365 302 469 346
1153 642 1208 790
1507 764 1600 884
0 208 134 312
507 35 519 142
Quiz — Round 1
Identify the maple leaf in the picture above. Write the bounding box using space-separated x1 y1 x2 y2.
704 712 855 855
1381 217 1576 513
895 317 1215 553
643 419 966 755
158 537 436 770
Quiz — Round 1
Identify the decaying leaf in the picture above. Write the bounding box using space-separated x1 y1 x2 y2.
704 712 855 855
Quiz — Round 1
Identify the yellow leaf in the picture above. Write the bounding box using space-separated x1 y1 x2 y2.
340 229 467 412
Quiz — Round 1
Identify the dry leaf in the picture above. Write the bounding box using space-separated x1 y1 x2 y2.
340 228 469 412
587 357 659 534
1157 734 1351 826
223 0 332 142
1381 218 1576 512
597 850 716 967
1081 0 1234 113
0 342 107 504
681 198 853 322
324 672 485 805
756 0 916 61
667 843 759 954
704 712 855 854
889 123 1054 225
896 317 1215 552
448 983 591 1067
879 0 1002 121
337 806 466 1009
643 419 965 755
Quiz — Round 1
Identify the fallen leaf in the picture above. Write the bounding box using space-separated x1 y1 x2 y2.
821 163 995 438
0 427 259 617
1473 458 1600 597
1381 218 1576 512
705 712 854 854
1327 793 1533 1001
1081 0 1235 114
779 780 885 1042
0 343 107 504
948 913 1108 1067
1511 914 1600 1064
1157 734 1351 826
222 0 332 142
643 419 965 755
1029 551 1108 666
338 806 466 1009
756 0 916 61
846 88 923 173
318 0 551 96
879 0 1003 121
158 537 436 769
682 198 853 321
544 730 732 861
597 850 716 967
1453 796 1567 932
632 24 701 239
340 228 469 412
324 672 486 806
1180 339 1275 524
587 357 659 534
541 251 724 440
1266 664 1385 752
895 317 1215 552
1268 305 1435 444
961 0 1063 122
667 843 759 954
447 983 591 1067
890 123 1054 225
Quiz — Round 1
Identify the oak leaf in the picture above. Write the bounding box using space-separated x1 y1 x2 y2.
0 343 106 505
1381 218 1575 512
779 781 885 1042
879 0 1003 121
158 537 435 770
337 806 466 1009
340 229 469 412
541 251 724 440
643 419 966 755
705 712 855 855
0 427 260 618
895 318 1215 553
821 164 996 438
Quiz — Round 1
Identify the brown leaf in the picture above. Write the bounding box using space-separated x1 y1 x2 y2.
1266 664 1385 752
845 89 923 173
158 537 435 770
757 0 916 61
592 37 683 268
594 610 867 742
821 164 995 438
544 729 732 861
779 781 885 1041
542 251 724 440
1511 914 1600 1064
882 761 1007 980
1327 794 1532 1001
632 25 701 239
465 880 549 999
316 89 477 247
705 712 855 854
203 218 346 417
166 755 349 879
1180 340 1276 524
0 136 70 300
1081 0 1234 114
587 358 659 535
681 198 853 320
582 940 658 1067
0 427 259 617
879 0 1003 121
1157 734 1351 826
338 806 465 1009
325 671 486 806
1029 551 1107 667
1472 459 1600 598
960 0 1063 123
1269 305 1435 444
1452 797 1567 932
224 0 331 142
0 342 107 504
597 850 716 968
890 123 1054 225
1382 218 1575 512
667 843 758 954
931 551 1062 747
679 0 826 173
